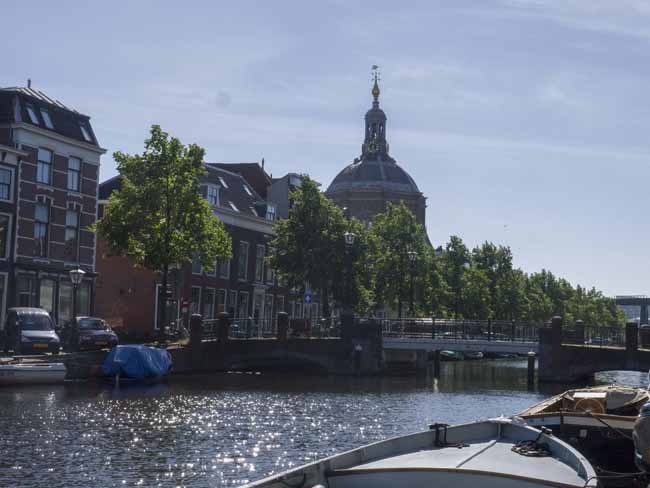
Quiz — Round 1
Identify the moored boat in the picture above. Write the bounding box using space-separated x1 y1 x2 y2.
440 350 463 361
240 419 597 487
102 344 172 384
518 384 649 475
0 362 66 385
465 351 484 360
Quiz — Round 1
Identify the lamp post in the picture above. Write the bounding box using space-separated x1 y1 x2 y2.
407 250 417 317
343 231 357 315
69 266 85 322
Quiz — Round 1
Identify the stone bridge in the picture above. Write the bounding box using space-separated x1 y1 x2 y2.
538 317 650 382
171 313 384 375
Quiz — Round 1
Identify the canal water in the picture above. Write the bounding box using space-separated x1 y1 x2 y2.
0 360 646 488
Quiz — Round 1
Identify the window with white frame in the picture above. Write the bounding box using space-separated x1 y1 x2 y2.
266 204 276 221
217 289 227 314
218 176 229 188
0 214 10 258
25 104 39 124
34 203 49 257
228 290 237 316
255 244 265 282
243 184 253 196
189 286 201 315
218 259 230 279
237 291 249 319
40 109 54 129
0 168 12 201
191 256 202 274
206 185 219 206
64 209 79 259
238 241 249 280
202 288 215 319
37 148 52 185
68 157 81 192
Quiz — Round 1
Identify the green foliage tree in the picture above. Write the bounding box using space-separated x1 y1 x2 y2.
97 125 231 330
369 202 429 317
441 236 471 319
268 176 369 316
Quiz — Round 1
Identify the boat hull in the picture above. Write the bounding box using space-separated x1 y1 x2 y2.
0 363 66 385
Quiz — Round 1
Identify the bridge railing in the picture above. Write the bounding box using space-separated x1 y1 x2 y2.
380 318 541 342
561 324 627 348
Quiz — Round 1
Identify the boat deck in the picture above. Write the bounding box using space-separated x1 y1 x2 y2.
340 438 587 486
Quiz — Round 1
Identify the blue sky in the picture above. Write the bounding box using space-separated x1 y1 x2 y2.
5 0 650 296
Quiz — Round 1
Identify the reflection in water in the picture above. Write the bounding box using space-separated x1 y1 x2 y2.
0 360 642 487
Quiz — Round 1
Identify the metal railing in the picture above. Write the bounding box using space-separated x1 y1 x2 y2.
562 324 627 348
380 318 540 343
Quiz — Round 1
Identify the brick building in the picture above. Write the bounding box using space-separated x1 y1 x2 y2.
95 163 289 339
0 86 104 325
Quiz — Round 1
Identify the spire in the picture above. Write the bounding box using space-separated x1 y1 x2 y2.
371 65 380 107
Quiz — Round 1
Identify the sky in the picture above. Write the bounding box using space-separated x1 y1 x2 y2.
5 0 650 297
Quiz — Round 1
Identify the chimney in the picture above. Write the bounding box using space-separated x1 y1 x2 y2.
27 79 31 88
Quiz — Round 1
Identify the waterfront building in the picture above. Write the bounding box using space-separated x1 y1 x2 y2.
95 163 289 339
325 72 426 226
0 85 104 325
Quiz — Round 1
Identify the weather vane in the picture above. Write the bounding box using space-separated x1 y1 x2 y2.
371 65 380 83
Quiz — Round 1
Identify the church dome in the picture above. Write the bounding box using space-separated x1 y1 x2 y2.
327 157 420 193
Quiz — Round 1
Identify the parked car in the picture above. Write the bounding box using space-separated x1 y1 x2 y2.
1 308 61 355
59 316 119 352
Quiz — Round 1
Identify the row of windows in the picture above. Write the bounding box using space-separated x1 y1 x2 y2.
16 275 91 323
37 147 82 191
188 286 285 321
192 241 275 284
25 103 94 143
204 183 276 221
34 203 80 260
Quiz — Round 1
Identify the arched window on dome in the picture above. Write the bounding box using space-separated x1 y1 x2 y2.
379 124 384 138
371 123 378 139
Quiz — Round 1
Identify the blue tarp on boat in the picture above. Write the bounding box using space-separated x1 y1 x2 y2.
101 345 172 380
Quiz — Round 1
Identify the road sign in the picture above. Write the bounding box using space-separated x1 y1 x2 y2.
304 292 312 304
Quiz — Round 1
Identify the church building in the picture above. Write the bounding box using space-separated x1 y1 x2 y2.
325 71 426 225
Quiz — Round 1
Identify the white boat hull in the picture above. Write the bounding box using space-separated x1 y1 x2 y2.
0 363 66 385
240 419 597 488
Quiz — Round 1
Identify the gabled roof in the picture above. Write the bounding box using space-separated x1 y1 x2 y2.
209 162 271 198
0 86 99 146
98 164 270 221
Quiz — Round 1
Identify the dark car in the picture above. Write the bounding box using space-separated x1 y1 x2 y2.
60 316 118 352
1 308 61 355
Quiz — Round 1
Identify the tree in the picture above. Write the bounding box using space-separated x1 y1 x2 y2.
440 236 471 319
268 176 368 315
369 202 429 317
97 125 231 331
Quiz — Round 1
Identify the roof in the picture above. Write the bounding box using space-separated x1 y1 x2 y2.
0 86 99 146
98 164 271 221
210 162 271 198
326 155 420 194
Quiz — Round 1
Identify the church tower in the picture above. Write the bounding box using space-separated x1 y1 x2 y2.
326 67 427 225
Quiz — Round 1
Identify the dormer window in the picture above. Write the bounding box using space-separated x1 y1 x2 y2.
219 176 229 189
243 184 253 197
25 104 39 124
40 109 54 129
79 124 93 143
228 201 239 212
206 185 219 206
266 204 276 221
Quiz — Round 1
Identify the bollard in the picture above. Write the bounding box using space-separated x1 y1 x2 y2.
189 314 203 347
550 316 563 346
574 320 585 345
433 349 441 379
217 312 230 342
626 320 639 354
527 351 536 390
277 312 288 342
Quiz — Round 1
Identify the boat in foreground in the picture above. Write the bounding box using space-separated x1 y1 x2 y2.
0 362 66 385
240 419 597 488
518 384 649 474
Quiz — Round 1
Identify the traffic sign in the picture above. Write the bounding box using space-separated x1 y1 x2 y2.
304 292 312 304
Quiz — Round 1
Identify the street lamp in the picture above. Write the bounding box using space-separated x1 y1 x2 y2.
69 266 85 322
343 232 357 315
408 250 417 317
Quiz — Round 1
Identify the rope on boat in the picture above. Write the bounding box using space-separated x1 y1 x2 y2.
511 427 553 457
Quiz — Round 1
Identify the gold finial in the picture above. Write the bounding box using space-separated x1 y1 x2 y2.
371 65 380 101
